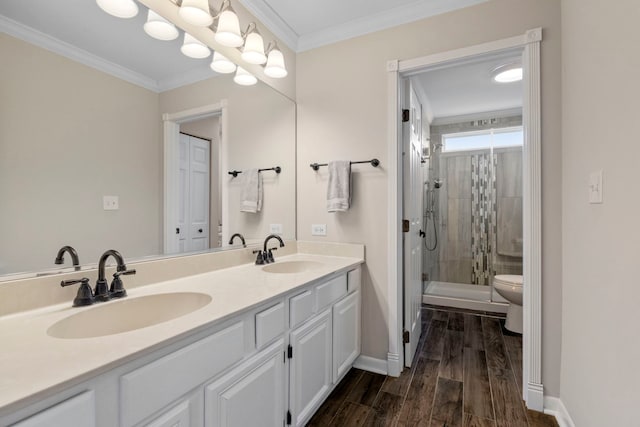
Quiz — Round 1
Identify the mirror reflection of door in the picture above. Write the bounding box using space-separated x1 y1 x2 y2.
176 115 222 253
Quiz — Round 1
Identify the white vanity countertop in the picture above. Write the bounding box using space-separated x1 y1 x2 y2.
0 252 363 414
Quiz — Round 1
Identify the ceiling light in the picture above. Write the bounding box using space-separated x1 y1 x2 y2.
144 10 179 41
492 63 523 83
210 51 237 74
264 44 287 78
241 26 266 65
96 0 138 18
215 5 243 47
234 67 257 86
181 33 211 59
179 0 213 27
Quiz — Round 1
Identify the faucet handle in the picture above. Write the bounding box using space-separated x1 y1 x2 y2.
110 269 135 299
252 250 265 265
60 278 94 307
267 247 278 263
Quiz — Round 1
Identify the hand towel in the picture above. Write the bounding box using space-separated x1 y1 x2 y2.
327 160 351 212
240 169 263 213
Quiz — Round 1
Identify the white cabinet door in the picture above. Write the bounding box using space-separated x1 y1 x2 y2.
13 391 95 427
289 309 332 427
144 400 190 427
332 290 361 382
204 340 285 427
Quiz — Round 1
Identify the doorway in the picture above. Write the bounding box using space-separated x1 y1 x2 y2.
389 29 543 410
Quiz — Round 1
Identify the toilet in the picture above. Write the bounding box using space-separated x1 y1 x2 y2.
493 274 523 334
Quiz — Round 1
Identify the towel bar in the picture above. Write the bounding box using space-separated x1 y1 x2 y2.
228 166 281 178
310 158 380 171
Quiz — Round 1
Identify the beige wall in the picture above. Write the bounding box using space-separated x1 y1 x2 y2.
0 34 162 275
160 77 296 243
561 0 640 424
296 0 563 396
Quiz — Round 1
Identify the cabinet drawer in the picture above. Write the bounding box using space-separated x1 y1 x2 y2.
120 321 245 427
289 290 314 328
316 275 347 310
13 391 95 427
256 302 285 349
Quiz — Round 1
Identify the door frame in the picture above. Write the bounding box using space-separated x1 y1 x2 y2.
386 28 543 410
162 100 228 254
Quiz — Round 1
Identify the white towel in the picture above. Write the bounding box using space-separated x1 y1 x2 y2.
327 160 351 212
240 169 263 213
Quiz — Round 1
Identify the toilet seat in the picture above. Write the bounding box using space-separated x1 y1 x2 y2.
493 274 523 287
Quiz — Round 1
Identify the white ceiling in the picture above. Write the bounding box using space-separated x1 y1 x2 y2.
411 51 523 122
238 0 489 52
0 0 218 92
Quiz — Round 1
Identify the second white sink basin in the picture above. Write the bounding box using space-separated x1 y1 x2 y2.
48 292 212 339
262 260 323 274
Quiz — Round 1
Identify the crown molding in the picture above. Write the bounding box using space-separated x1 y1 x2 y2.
237 0 299 52
0 14 160 92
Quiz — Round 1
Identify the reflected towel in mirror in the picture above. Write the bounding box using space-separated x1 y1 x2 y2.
240 169 263 213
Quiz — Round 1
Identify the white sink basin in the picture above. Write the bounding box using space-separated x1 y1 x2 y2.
262 260 323 274
48 292 212 339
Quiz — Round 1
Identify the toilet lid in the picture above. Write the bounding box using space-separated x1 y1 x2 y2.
493 274 523 287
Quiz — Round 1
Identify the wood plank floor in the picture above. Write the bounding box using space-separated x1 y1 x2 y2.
307 306 558 427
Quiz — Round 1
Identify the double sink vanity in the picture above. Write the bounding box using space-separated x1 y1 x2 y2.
0 242 364 427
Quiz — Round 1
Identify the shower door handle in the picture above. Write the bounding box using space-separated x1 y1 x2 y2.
419 229 426 238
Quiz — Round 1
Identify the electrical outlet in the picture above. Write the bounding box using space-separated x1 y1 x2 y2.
269 224 283 234
311 224 327 236
103 195 119 210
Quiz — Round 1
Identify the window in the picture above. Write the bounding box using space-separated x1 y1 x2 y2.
442 126 523 152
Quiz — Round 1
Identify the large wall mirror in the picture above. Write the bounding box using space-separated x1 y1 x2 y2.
0 0 296 278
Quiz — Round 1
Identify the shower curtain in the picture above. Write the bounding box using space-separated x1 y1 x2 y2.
470 152 496 285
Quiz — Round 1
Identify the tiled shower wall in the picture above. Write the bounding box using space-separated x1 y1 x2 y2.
423 116 523 286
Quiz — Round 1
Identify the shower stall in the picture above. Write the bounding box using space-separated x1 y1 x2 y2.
422 117 523 312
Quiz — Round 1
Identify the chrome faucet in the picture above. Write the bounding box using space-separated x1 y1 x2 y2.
54 245 80 271
228 233 246 247
95 250 136 301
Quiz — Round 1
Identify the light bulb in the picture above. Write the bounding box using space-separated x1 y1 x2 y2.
210 51 236 74
215 8 243 47
144 10 179 41
179 0 213 27
264 47 287 78
181 33 211 59
241 30 266 65
96 0 138 18
234 67 257 86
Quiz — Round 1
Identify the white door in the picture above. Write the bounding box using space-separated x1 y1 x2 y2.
177 133 210 253
332 290 361 382
289 309 332 427
204 340 285 427
403 82 423 367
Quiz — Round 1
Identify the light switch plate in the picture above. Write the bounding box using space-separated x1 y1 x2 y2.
269 224 283 234
311 224 327 236
588 170 603 204
103 195 119 210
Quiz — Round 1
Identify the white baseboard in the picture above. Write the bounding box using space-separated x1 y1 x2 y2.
526 382 544 411
544 397 576 427
353 355 388 375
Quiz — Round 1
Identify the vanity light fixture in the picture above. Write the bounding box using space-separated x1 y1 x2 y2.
96 0 138 18
233 67 257 86
144 10 179 41
210 51 237 73
492 63 523 83
241 24 267 65
181 33 211 59
214 2 243 47
179 0 213 27
264 42 287 78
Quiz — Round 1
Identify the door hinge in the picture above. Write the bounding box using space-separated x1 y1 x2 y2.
402 219 410 233
286 410 292 425
287 344 293 359
402 109 410 122
403 330 410 344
